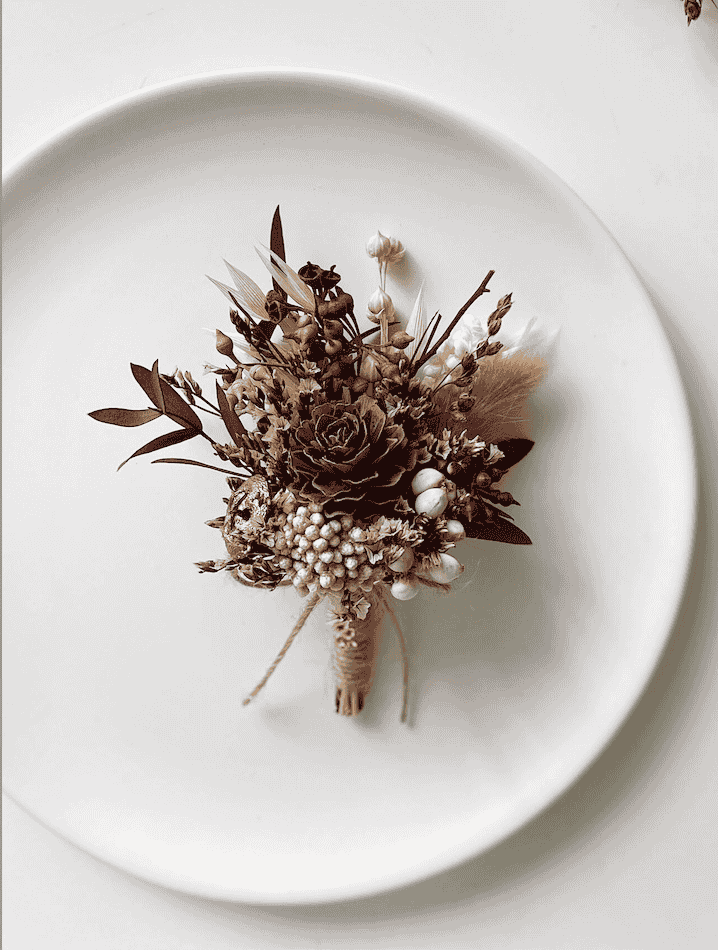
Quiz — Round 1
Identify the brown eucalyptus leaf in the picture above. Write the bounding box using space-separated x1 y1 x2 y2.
89 407 162 427
117 427 197 471
216 380 246 447
131 361 165 412
157 373 202 431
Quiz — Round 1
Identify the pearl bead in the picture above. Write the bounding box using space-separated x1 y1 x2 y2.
391 578 419 600
414 487 449 518
411 468 445 495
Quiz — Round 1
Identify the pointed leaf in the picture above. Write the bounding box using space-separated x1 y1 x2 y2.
89 407 162 427
464 517 532 545
117 427 197 471
151 457 247 476
221 261 268 321
157 374 202 431
216 380 246 447
405 282 426 359
131 361 164 411
493 439 534 473
254 244 315 310
270 205 287 301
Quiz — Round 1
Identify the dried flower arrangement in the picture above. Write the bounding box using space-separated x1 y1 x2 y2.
91 208 549 721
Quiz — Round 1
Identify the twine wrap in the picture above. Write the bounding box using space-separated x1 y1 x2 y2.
329 593 385 716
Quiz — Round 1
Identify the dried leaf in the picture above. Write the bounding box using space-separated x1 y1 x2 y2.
131 361 202 431
270 205 287 302
404 282 426 360
464 517 532 545
151 457 248 476
492 439 534 472
254 244 315 311
221 262 268 322
117 427 197 471
216 380 246 447
131 361 164 412
89 407 162 427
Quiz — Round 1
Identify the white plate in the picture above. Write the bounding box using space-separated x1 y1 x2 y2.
2 70 695 904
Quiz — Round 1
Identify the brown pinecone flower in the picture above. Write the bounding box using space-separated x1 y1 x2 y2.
289 394 408 506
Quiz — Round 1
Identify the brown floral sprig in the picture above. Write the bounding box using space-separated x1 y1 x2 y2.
91 208 549 720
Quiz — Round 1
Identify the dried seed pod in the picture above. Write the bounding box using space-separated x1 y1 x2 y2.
389 330 414 350
215 329 236 358
297 324 318 345
366 231 391 260
325 338 343 357
324 319 344 340
382 346 404 365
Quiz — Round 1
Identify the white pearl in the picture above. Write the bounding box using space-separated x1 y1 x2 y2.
445 519 466 541
414 487 449 518
388 547 415 573
422 553 464 584
391 578 419 600
411 468 445 495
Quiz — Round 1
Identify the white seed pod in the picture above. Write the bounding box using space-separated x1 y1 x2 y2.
387 237 405 263
445 519 466 541
422 553 464 584
367 287 395 319
411 468 445 495
391 578 419 601
388 547 415 573
414 487 449 519
366 231 391 260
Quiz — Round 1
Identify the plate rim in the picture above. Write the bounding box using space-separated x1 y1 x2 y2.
2 67 698 904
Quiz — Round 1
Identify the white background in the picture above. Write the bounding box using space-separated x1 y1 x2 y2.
3 1 717 947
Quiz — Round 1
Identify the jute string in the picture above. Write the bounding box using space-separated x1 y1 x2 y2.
242 592 321 706
332 592 384 716
377 588 409 724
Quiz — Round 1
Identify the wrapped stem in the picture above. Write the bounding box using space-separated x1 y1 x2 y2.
330 593 385 716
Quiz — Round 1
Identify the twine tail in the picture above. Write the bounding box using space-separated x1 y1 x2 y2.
378 588 409 724
242 592 321 706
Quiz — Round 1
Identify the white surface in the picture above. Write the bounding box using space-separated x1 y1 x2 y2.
3 0 717 945
3 71 695 903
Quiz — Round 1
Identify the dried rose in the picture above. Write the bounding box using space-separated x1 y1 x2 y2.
289 394 408 505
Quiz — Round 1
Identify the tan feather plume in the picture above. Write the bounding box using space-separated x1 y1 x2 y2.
464 351 547 443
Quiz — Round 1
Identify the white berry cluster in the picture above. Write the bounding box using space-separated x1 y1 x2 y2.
388 468 466 601
270 500 383 598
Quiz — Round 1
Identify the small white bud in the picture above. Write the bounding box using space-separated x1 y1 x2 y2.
411 468 445 495
366 231 391 260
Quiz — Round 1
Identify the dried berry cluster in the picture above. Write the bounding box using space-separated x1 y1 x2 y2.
91 208 547 716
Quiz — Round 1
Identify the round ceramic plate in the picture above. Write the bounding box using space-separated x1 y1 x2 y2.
2 71 695 904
